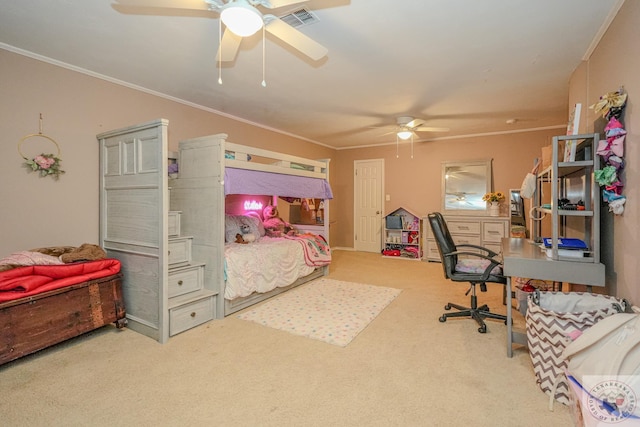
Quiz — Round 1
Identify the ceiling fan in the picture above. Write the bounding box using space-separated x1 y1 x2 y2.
113 0 328 62
381 116 450 140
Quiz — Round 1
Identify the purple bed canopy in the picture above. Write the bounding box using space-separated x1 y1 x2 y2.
224 168 333 199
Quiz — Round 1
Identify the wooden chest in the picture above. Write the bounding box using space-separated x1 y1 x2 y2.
0 274 126 366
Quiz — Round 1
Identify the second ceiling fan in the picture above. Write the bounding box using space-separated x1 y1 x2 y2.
384 116 450 140
114 0 329 62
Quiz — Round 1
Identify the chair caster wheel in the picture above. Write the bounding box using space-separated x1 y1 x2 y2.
444 304 452 310
478 326 487 333
439 315 447 322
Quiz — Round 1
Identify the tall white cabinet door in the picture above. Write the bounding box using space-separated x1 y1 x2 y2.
97 119 170 343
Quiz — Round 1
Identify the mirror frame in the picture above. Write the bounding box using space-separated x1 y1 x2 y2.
441 159 493 216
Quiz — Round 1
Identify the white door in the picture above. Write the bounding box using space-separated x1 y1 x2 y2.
354 159 384 252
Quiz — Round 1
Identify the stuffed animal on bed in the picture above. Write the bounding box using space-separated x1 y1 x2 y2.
262 205 296 237
239 224 256 243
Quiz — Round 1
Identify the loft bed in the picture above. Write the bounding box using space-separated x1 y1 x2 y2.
170 134 333 317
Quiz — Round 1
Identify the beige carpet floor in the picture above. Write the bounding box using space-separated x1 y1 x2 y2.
0 250 572 426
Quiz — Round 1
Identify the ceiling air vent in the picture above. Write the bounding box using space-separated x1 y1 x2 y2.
279 8 319 28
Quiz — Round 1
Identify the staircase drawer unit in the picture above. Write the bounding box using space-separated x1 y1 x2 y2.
169 295 216 336
168 236 193 266
168 211 181 237
168 264 205 298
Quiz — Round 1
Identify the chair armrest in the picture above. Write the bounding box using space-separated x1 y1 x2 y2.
456 243 499 258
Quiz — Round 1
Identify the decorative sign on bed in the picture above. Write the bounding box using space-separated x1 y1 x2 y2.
243 200 264 211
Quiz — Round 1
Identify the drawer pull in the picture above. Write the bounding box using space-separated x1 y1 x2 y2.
178 280 183 286
488 231 500 234
190 312 196 318
459 226 469 230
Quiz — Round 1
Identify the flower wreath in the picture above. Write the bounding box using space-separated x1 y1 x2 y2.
18 133 65 180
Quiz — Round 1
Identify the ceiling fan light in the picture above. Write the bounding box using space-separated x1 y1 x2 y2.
397 130 413 140
221 4 263 37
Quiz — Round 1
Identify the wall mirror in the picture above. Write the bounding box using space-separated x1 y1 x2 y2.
510 188 526 226
441 159 492 215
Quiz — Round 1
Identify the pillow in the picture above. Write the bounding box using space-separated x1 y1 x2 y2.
0 250 65 267
225 215 243 243
224 214 265 243
244 212 265 237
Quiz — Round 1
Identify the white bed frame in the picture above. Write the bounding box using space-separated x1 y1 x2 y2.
170 133 330 317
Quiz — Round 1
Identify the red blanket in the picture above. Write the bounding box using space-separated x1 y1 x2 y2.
0 259 121 303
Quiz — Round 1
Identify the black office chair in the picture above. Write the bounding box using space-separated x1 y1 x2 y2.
427 212 507 333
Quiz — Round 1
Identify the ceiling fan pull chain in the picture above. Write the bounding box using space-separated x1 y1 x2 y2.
396 134 399 159
411 134 414 159
218 18 223 85
261 25 266 87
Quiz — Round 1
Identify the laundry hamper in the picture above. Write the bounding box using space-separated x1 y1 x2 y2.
526 291 624 405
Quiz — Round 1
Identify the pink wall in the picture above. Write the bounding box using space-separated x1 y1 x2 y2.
331 129 561 248
0 50 334 253
2 0 639 305
567 0 640 303
0 48 556 256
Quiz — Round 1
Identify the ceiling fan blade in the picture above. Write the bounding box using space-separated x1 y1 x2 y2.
405 118 424 129
216 29 243 62
379 130 398 137
113 0 217 10
414 126 450 132
264 15 328 60
259 0 309 8
112 0 220 17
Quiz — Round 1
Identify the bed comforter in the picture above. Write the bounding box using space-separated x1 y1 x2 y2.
0 259 121 303
224 235 330 300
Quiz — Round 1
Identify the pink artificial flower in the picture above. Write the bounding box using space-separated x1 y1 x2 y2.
33 155 56 170
34 155 52 169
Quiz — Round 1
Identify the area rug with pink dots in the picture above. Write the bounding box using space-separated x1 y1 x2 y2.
237 278 401 347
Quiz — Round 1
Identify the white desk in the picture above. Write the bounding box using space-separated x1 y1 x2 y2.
501 237 605 357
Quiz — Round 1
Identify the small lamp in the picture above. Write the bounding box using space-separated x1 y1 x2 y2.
221 3 263 37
